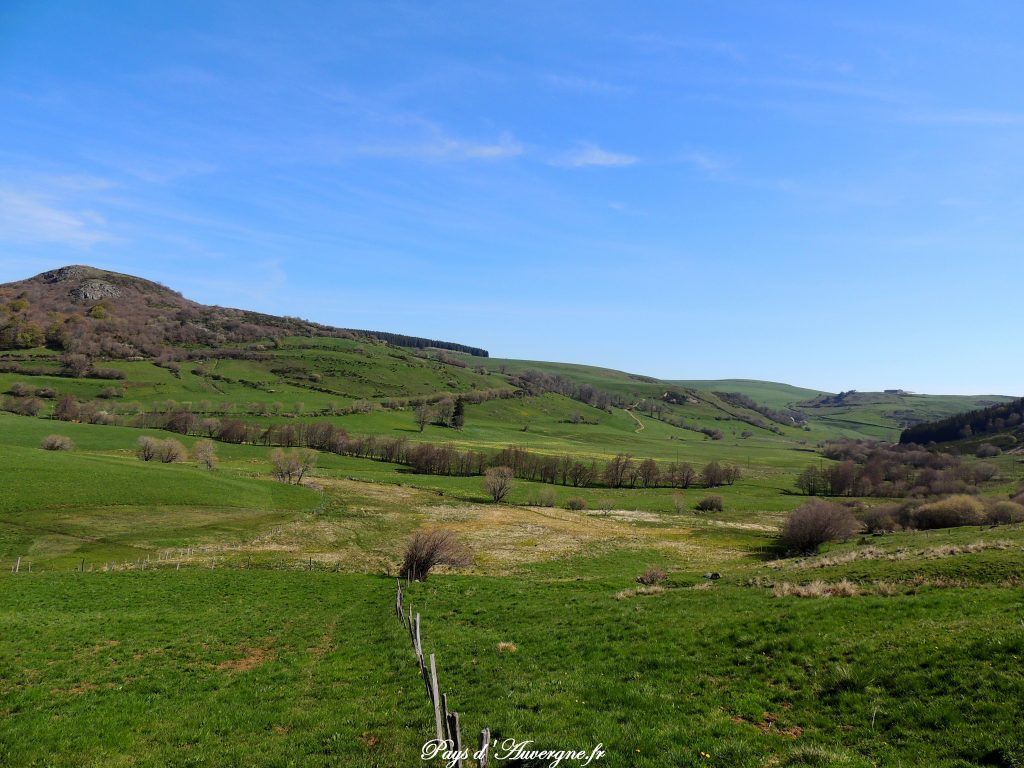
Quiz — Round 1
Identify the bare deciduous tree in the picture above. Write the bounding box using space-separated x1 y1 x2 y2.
270 448 317 484
484 466 515 502
414 403 432 432
193 439 218 470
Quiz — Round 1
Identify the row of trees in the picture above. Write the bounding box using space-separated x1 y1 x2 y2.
115 406 744 490
507 369 626 411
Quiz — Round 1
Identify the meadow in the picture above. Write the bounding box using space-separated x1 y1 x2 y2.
2 333 1023 767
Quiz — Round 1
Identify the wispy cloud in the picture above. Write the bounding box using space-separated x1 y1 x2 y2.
677 150 730 176
899 109 1024 126
629 33 746 63
552 142 638 168
356 131 524 162
543 73 627 94
0 184 115 247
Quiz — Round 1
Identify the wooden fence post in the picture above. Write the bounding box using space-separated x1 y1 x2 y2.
477 727 490 768
447 711 463 767
441 693 451 743
12 556 20 574
429 654 444 743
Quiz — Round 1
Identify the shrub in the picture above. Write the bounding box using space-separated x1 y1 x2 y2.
972 462 999 483
671 493 686 513
779 500 860 555
908 494 985 529
40 434 74 451
976 443 1002 458
695 495 724 513
987 500 1024 525
398 529 470 581
860 504 899 533
7 382 31 397
484 466 514 502
637 567 668 586
565 496 587 511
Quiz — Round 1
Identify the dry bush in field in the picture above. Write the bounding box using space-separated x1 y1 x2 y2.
40 434 74 451
484 466 514 502
772 579 860 598
193 439 218 470
859 504 899 533
779 500 860 555
695 495 724 513
399 529 471 581
565 496 587 511
637 567 668 586
987 500 1024 524
907 494 985 529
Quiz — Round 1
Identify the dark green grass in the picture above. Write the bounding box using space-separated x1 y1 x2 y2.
2 568 1022 767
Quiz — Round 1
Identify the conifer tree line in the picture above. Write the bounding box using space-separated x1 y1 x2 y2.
900 398 1024 445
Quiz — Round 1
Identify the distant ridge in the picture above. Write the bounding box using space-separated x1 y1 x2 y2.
0 265 487 358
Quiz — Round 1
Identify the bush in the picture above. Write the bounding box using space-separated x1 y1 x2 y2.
860 504 898 533
637 567 668 586
565 496 587 511
695 495 724 513
976 443 1002 458
399 529 470 581
987 500 1024 525
40 434 74 451
908 494 985 529
972 462 999 483
671 493 686 513
779 500 860 555
484 466 514 503
7 382 31 397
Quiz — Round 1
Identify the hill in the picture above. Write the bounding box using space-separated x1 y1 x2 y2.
0 265 488 358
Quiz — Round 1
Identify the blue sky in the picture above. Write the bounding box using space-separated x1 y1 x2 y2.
1 1 1022 394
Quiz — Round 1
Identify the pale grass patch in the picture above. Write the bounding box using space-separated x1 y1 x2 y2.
772 580 861 598
773 540 1015 571
496 642 518 653
615 585 665 600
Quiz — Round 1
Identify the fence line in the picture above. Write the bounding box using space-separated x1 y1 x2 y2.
396 580 490 768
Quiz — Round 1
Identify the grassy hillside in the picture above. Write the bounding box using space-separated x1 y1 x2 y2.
2 411 1023 766
4 267 1024 766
